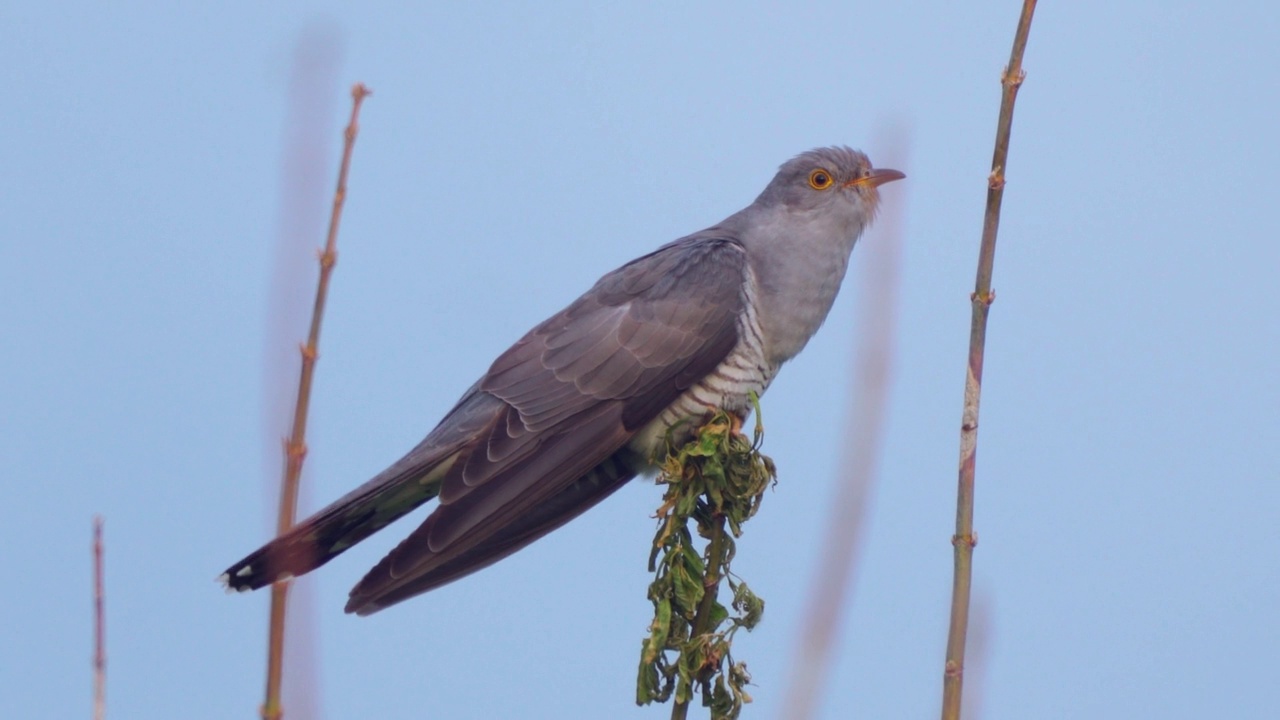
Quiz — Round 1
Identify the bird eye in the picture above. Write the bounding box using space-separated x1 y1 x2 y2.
808 169 834 190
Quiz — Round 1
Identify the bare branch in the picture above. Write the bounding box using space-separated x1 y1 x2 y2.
93 516 105 720
941 3 1038 718
261 82 371 720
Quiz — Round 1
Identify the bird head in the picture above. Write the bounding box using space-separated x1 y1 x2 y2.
753 146 904 239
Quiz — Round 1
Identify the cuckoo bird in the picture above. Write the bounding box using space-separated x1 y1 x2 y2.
221 146 903 615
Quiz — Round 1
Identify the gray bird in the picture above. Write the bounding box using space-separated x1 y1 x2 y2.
221 146 903 615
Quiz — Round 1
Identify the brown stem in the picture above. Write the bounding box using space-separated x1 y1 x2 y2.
940 3 1036 719
671 513 728 720
261 83 371 720
93 516 105 720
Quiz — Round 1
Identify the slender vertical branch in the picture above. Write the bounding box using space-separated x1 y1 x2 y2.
261 82 371 720
941 3 1036 720
93 516 105 720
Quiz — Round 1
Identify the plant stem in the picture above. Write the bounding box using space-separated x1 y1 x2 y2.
93 516 105 720
671 513 729 720
940 4 1036 719
261 83 370 720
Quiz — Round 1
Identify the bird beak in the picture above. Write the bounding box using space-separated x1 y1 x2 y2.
846 167 906 189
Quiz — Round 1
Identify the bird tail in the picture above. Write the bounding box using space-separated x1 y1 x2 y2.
219 450 460 593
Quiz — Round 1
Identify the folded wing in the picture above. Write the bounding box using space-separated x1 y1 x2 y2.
347 236 749 613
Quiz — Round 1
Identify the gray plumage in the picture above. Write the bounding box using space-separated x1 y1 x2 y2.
221 146 903 615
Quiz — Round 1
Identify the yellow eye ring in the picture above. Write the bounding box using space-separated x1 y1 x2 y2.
808 168 834 190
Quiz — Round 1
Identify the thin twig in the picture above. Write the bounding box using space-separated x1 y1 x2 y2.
261 82 371 720
940 3 1036 719
93 516 105 720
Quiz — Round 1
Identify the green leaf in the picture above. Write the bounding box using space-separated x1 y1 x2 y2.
636 646 658 705
708 599 729 629
733 583 765 630
676 488 698 517
681 542 706 576
672 563 704 614
643 598 672 662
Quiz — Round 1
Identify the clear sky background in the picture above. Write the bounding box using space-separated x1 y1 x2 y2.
3 2 1277 719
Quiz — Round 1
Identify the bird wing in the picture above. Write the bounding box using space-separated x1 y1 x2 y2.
344 235 748 613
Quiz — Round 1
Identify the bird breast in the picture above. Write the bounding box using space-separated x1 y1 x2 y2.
629 270 777 463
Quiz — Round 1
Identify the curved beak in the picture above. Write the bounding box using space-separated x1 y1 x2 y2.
846 167 906 189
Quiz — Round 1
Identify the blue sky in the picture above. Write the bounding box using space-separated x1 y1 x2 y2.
3 2 1277 719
